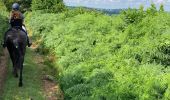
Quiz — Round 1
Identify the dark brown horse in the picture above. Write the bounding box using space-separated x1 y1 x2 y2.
5 27 27 87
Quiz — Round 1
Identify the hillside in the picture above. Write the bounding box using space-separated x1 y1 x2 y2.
67 6 125 14
26 5 170 99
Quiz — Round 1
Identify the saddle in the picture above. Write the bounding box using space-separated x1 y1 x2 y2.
3 18 31 48
10 26 27 35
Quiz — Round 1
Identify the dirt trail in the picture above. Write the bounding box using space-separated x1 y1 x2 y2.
1 48 63 100
0 49 8 95
34 53 64 100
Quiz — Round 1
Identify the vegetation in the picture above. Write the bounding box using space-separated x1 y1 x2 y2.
25 4 170 99
31 0 66 13
1 0 170 99
1 49 46 99
0 1 8 55
2 0 32 12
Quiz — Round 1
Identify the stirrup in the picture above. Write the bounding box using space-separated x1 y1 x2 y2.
27 42 32 47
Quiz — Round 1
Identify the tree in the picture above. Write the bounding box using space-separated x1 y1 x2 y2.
2 0 32 12
146 3 157 15
31 0 66 13
121 8 145 25
159 4 164 12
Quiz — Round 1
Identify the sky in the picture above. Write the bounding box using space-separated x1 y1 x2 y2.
63 0 170 11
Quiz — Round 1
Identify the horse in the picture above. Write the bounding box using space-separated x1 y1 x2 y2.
5 27 27 87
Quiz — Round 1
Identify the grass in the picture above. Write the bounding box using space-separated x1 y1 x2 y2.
1 48 46 100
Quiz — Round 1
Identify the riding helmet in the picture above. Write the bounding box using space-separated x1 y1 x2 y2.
12 3 20 10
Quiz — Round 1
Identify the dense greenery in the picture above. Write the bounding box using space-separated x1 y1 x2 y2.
31 0 65 13
0 1 8 55
2 0 32 12
25 4 170 99
1 0 170 99
2 0 65 12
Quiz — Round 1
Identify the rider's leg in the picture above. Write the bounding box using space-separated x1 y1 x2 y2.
21 26 32 47
26 35 32 47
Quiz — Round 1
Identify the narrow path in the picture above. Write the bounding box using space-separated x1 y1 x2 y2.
1 48 63 100
0 49 8 95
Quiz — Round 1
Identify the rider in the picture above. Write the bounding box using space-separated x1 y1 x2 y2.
3 3 32 48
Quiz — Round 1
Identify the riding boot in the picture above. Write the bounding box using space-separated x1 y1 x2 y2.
21 26 32 47
27 36 32 47
25 32 32 47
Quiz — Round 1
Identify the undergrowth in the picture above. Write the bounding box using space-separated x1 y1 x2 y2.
26 5 170 100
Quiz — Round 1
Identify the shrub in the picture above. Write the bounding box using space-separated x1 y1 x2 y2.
0 1 8 55
121 8 145 25
2 0 32 12
26 7 170 99
31 0 65 13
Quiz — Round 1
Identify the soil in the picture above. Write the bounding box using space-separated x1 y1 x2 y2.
0 49 8 95
43 79 63 100
34 52 64 100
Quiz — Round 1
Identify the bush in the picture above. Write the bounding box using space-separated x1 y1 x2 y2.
121 8 145 25
0 1 8 54
2 0 32 12
31 0 65 13
26 6 170 99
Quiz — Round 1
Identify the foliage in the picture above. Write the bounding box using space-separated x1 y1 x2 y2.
26 5 170 99
0 1 8 55
159 4 164 12
2 0 65 12
121 8 145 25
2 0 32 12
31 0 65 13
146 3 158 15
